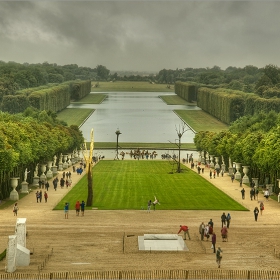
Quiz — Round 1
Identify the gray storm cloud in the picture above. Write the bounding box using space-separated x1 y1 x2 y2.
0 1 280 71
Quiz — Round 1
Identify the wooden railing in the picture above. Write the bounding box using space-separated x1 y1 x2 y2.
1 270 280 279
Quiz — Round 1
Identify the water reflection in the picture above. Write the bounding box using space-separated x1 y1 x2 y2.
69 92 201 143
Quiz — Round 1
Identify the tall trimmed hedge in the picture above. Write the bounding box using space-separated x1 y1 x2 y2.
0 80 91 114
175 82 196 102
175 82 280 125
197 88 246 124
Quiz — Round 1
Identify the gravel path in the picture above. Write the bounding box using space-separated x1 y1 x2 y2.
1 160 280 273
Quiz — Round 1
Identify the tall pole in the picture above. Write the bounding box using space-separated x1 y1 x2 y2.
177 132 182 173
115 129 121 160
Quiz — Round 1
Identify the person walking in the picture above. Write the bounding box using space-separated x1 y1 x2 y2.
254 206 259 221
39 190 42 203
226 213 231 228
204 224 210 241
60 178 65 188
264 189 269 201
208 218 214 229
216 247 223 268
36 191 40 203
221 212 227 228
231 174 234 182
64 202 69 219
178 225 191 240
221 225 228 242
241 188 245 199
45 181 49 191
250 188 255 200
199 222 205 241
147 200 152 213
13 203 19 216
75 201 81 216
255 188 259 200
80 200 85 216
260 202 264 215
211 232 216 253
44 191 48 202
53 177 58 191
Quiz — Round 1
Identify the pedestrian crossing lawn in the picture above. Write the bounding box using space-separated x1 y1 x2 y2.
54 161 248 211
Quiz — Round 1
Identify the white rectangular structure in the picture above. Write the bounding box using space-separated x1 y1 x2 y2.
16 244 30 266
138 234 188 251
16 218 27 247
6 235 17 273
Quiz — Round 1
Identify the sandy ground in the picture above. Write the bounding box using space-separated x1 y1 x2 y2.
1 160 280 274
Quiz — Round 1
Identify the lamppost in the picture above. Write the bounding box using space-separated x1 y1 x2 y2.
177 132 182 173
115 129 121 160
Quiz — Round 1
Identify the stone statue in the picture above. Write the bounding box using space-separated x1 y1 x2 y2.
229 157 232 168
24 168 30 182
53 155 57 166
34 164 39 177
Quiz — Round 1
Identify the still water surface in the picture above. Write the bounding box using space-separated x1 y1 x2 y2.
68 92 201 143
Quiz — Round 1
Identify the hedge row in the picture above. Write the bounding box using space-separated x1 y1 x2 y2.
175 82 196 102
197 88 246 124
175 82 280 124
1 80 91 114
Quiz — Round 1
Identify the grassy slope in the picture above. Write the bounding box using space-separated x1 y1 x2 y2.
54 161 247 211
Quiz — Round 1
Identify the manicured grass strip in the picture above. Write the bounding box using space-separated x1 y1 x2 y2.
160 95 196 106
93 142 196 149
54 161 247 211
92 81 174 92
175 110 229 133
71 93 107 104
57 108 94 127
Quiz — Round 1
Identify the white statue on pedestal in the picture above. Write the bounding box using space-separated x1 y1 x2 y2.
34 164 38 177
53 155 57 166
24 168 30 182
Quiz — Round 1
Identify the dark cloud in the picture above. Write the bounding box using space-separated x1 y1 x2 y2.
0 1 280 71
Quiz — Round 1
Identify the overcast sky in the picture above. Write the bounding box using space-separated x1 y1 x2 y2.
0 1 280 72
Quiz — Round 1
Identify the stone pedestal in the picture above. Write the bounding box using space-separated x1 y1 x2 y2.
16 218 27 247
234 163 241 180
52 165 58 175
40 174 46 182
10 178 19 201
46 168 53 179
20 181 29 194
58 163 63 171
32 176 39 186
63 162 68 169
242 166 250 184
228 167 234 176
221 163 226 172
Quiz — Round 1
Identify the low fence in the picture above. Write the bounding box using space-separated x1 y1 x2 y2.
1 270 280 279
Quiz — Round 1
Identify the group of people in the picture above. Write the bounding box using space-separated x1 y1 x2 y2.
147 196 160 212
64 200 86 219
35 190 48 203
178 218 224 268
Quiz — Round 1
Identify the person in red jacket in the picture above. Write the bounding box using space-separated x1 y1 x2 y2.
75 201 81 216
178 225 191 240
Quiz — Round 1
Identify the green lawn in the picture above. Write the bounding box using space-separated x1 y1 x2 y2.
71 93 107 104
160 95 196 106
92 81 174 92
54 161 248 211
175 110 229 133
56 108 94 127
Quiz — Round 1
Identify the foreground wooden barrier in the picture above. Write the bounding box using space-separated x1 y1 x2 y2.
0 270 280 279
